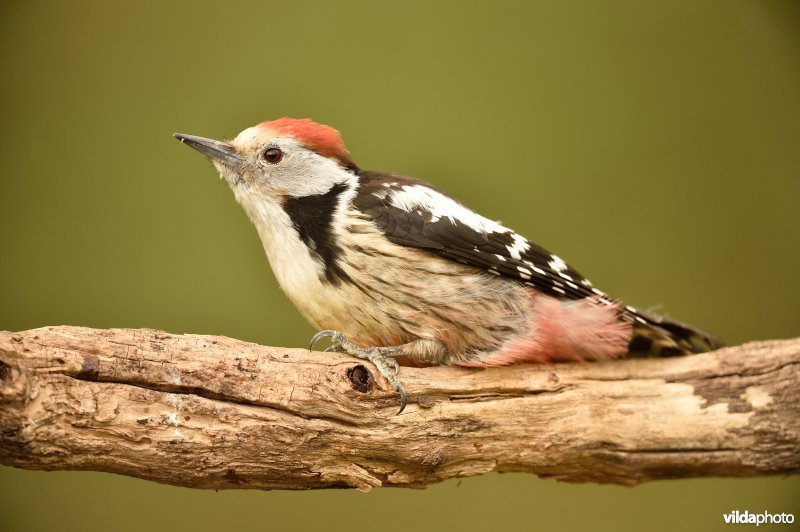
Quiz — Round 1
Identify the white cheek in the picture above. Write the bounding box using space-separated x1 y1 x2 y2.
273 150 354 197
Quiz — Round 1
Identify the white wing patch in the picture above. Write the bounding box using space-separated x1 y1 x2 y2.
388 184 508 233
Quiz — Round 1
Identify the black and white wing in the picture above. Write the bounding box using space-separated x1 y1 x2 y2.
353 171 604 302
353 171 725 354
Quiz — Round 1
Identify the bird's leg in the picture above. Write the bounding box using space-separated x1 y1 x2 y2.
310 330 408 413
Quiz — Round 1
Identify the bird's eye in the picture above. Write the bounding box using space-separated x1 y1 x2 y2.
263 147 283 164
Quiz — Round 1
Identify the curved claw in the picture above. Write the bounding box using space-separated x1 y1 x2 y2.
363 348 407 414
309 329 338 351
396 386 408 414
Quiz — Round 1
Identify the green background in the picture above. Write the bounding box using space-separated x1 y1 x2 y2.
1 1 798 531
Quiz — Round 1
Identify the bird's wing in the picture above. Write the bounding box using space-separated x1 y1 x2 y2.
353 171 604 301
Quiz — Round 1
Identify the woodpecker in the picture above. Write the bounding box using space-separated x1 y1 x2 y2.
175 118 722 412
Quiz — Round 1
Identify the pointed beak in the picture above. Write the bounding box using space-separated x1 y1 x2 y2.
173 133 244 166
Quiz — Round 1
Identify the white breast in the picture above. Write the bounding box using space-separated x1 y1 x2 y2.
231 186 335 325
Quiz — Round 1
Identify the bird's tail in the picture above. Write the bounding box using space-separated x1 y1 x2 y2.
625 307 724 357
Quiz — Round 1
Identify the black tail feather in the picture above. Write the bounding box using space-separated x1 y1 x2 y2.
626 307 724 358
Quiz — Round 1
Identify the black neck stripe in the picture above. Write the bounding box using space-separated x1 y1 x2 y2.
283 183 351 285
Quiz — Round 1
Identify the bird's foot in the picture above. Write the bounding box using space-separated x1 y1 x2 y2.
310 330 408 413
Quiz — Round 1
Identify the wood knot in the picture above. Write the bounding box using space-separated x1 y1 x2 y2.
421 448 445 467
78 354 100 381
347 364 374 393
417 395 437 408
0 360 12 382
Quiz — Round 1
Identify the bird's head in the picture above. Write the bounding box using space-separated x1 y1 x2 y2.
174 118 358 200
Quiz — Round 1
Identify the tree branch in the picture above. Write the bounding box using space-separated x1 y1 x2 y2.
0 326 797 491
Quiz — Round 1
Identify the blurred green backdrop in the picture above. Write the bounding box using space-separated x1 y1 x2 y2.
1 1 798 531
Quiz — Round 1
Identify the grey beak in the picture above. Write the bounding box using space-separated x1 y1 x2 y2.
173 133 244 166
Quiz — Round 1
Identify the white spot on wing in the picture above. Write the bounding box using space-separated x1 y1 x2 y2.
506 233 530 260
548 255 568 272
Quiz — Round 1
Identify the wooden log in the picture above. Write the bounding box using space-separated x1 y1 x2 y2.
0 326 797 491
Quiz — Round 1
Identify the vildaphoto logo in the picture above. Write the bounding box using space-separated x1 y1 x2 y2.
723 510 795 526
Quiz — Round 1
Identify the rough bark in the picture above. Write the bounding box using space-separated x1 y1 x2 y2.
0 326 797 491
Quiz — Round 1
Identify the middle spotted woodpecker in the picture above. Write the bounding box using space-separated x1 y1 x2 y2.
175 118 722 412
